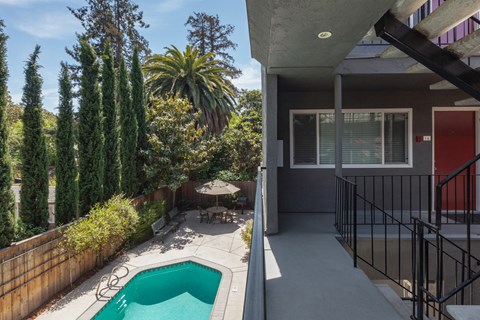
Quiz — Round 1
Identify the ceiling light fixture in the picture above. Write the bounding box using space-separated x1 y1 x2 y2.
318 31 332 39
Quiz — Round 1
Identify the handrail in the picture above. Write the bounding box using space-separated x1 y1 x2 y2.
414 218 480 320
242 167 266 320
435 153 480 188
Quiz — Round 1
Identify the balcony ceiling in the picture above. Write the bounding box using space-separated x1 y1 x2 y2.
247 0 397 82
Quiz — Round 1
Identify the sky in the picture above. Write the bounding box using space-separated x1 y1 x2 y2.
0 0 260 113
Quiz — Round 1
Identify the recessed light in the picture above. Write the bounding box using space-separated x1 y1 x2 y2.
318 31 332 39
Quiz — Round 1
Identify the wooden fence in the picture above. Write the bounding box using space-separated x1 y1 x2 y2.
0 187 174 320
180 181 256 208
0 182 253 319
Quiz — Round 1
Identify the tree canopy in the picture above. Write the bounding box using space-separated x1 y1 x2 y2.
67 0 150 70
144 45 236 133
185 12 240 78
55 63 78 224
20 45 49 229
146 97 206 205
0 19 16 247
78 40 104 214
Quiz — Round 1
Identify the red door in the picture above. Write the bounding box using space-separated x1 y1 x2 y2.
434 111 476 210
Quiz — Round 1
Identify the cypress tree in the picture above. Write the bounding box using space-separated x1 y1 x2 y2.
55 63 78 224
20 45 49 229
78 40 104 214
102 41 120 199
119 58 137 196
130 47 147 194
0 20 16 247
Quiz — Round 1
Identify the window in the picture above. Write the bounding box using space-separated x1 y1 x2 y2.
290 109 412 168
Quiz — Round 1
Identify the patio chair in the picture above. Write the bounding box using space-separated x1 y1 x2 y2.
224 206 238 223
198 206 209 223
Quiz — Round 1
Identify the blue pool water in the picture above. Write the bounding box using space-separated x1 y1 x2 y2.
93 261 222 320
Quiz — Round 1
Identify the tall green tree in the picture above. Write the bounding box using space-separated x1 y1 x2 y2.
67 0 150 70
20 45 49 229
144 45 236 133
78 40 104 214
0 20 16 247
146 97 206 206
102 41 120 199
185 12 240 78
130 47 146 194
119 58 137 196
55 63 78 224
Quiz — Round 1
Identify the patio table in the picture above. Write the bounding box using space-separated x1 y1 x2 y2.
206 206 227 223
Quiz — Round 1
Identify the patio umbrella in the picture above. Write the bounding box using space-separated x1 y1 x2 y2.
195 179 240 207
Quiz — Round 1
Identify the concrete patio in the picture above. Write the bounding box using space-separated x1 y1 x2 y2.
265 213 406 320
36 209 252 320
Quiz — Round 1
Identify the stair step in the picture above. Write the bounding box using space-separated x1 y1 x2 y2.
447 305 480 320
375 284 412 320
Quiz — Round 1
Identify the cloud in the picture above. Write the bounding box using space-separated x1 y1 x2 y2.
15 11 79 39
0 0 69 6
232 59 261 90
155 0 200 13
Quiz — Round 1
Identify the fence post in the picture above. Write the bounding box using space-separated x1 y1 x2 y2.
417 221 424 320
353 184 358 268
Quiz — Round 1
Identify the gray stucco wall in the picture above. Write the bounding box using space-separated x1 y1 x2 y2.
277 89 469 213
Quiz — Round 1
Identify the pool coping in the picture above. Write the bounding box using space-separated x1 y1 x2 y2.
77 256 233 320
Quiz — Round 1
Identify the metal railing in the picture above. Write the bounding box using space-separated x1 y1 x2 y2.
336 176 415 296
336 174 480 320
243 167 266 320
413 219 480 320
346 175 432 225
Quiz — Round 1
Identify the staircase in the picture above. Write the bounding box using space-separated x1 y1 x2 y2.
336 154 480 320
366 0 480 105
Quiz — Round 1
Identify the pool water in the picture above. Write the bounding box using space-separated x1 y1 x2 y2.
93 261 222 320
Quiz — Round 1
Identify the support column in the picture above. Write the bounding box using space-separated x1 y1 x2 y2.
262 66 278 234
335 74 343 177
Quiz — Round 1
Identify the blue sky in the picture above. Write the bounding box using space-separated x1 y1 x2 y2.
0 0 260 113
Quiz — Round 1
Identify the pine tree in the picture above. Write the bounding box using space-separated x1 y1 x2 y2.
0 20 16 247
20 45 49 229
119 58 137 196
55 63 78 224
130 47 146 194
185 12 241 78
78 40 104 214
102 41 120 199
67 0 150 71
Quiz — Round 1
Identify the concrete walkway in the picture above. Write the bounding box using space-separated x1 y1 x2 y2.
36 210 251 320
265 213 404 320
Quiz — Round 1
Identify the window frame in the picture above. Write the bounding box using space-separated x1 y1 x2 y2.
289 108 413 169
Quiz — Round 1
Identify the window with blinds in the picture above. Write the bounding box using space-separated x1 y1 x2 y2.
384 113 408 164
293 114 317 165
343 112 382 164
291 109 411 167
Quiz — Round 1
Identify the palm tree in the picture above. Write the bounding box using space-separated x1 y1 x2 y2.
143 45 236 133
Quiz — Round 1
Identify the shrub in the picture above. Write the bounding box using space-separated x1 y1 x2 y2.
132 199 165 244
241 219 253 248
61 195 138 258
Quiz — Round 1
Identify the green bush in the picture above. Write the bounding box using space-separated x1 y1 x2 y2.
61 195 138 257
132 199 165 244
241 219 253 248
15 220 46 242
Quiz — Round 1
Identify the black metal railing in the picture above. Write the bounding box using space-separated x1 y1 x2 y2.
243 167 266 320
335 174 480 320
346 175 432 225
347 172 480 226
336 176 415 296
335 176 358 266
413 219 480 320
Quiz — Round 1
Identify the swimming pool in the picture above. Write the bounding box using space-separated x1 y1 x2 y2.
93 261 222 320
